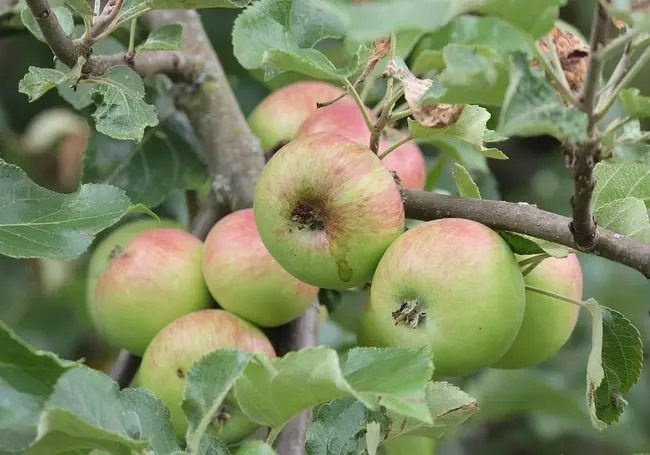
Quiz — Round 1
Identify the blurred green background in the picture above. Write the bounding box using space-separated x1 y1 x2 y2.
1 0 649 454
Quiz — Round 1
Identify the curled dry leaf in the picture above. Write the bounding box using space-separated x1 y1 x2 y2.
384 58 464 128
534 27 589 92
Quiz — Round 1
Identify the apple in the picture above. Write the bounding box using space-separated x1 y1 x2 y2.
202 208 319 327
247 81 344 150
88 228 211 356
138 309 276 442
491 253 583 370
296 101 426 189
358 218 526 378
253 131 406 290
86 218 182 304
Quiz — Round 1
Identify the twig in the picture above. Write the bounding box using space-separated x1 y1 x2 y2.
25 0 79 68
533 41 577 106
109 349 141 388
89 50 195 80
91 0 125 39
597 27 641 62
402 189 650 279
596 41 631 100
342 77 375 134
569 2 610 251
370 86 404 154
544 34 572 94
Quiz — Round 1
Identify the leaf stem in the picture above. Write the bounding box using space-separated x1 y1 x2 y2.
595 44 650 120
525 285 586 307
370 85 405 153
533 42 577 106
128 18 136 54
544 34 572 93
598 27 641 62
342 77 375 134
266 426 282 446
378 133 413 159
518 253 550 268
390 108 412 123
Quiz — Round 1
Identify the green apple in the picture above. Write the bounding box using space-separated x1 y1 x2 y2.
253 131 406 289
247 81 344 150
296 100 426 190
202 208 319 327
138 309 276 442
491 253 583 369
359 218 526 378
88 227 211 355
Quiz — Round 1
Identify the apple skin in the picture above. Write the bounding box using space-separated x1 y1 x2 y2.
89 228 211 356
296 101 426 189
138 309 276 443
247 81 344 150
359 218 526 378
491 253 583 370
202 208 319 327
86 218 182 303
253 131 406 290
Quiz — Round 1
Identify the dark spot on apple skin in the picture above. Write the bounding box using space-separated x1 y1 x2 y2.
176 368 184 379
109 245 124 260
392 300 426 329
291 201 325 231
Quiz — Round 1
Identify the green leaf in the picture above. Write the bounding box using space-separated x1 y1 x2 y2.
383 381 477 440
0 321 78 455
25 366 148 455
234 441 277 455
19 57 85 102
87 66 158 142
0 159 135 261
148 0 250 9
21 6 74 42
408 105 506 160
121 388 181 455
232 0 366 81
593 197 650 243
82 76 207 208
592 162 650 209
602 120 650 163
183 349 253 450
583 300 643 430
306 397 388 455
234 346 433 433
452 163 481 199
199 436 231 455
497 52 587 143
619 88 650 119
136 24 183 51
499 231 570 258
65 0 94 15
365 422 380 455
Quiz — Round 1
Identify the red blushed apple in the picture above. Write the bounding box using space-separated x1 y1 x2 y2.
202 208 319 327
296 101 426 190
247 81 344 150
138 309 276 443
359 218 526 378
491 253 583 370
89 228 211 356
253 131 405 290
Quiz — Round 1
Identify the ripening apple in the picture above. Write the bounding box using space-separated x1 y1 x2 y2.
491 253 583 370
253 131 406 290
88 228 211 356
359 218 526 378
247 81 344 150
202 208 319 327
138 309 276 442
296 101 426 189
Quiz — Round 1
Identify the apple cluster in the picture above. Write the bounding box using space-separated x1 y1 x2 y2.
85 81 583 446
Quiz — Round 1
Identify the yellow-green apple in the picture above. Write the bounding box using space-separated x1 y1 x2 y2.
296 101 426 189
359 218 526 378
247 81 344 150
88 228 211 355
138 309 276 442
202 208 319 327
253 131 405 289
491 253 583 369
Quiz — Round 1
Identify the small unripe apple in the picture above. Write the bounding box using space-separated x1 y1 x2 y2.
138 309 276 442
202 208 319 327
296 101 426 189
88 228 211 355
86 218 182 303
247 81 344 150
254 131 406 290
491 254 583 370
359 218 526 378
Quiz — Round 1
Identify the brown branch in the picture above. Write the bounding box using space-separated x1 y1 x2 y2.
89 50 195 80
570 2 610 251
91 0 125 39
402 189 650 279
25 0 79 68
109 349 141 388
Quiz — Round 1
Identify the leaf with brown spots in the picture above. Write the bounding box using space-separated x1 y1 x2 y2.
534 26 589 91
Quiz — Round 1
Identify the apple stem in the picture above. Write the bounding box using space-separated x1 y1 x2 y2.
525 284 586 308
342 77 375 134
378 133 413 160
